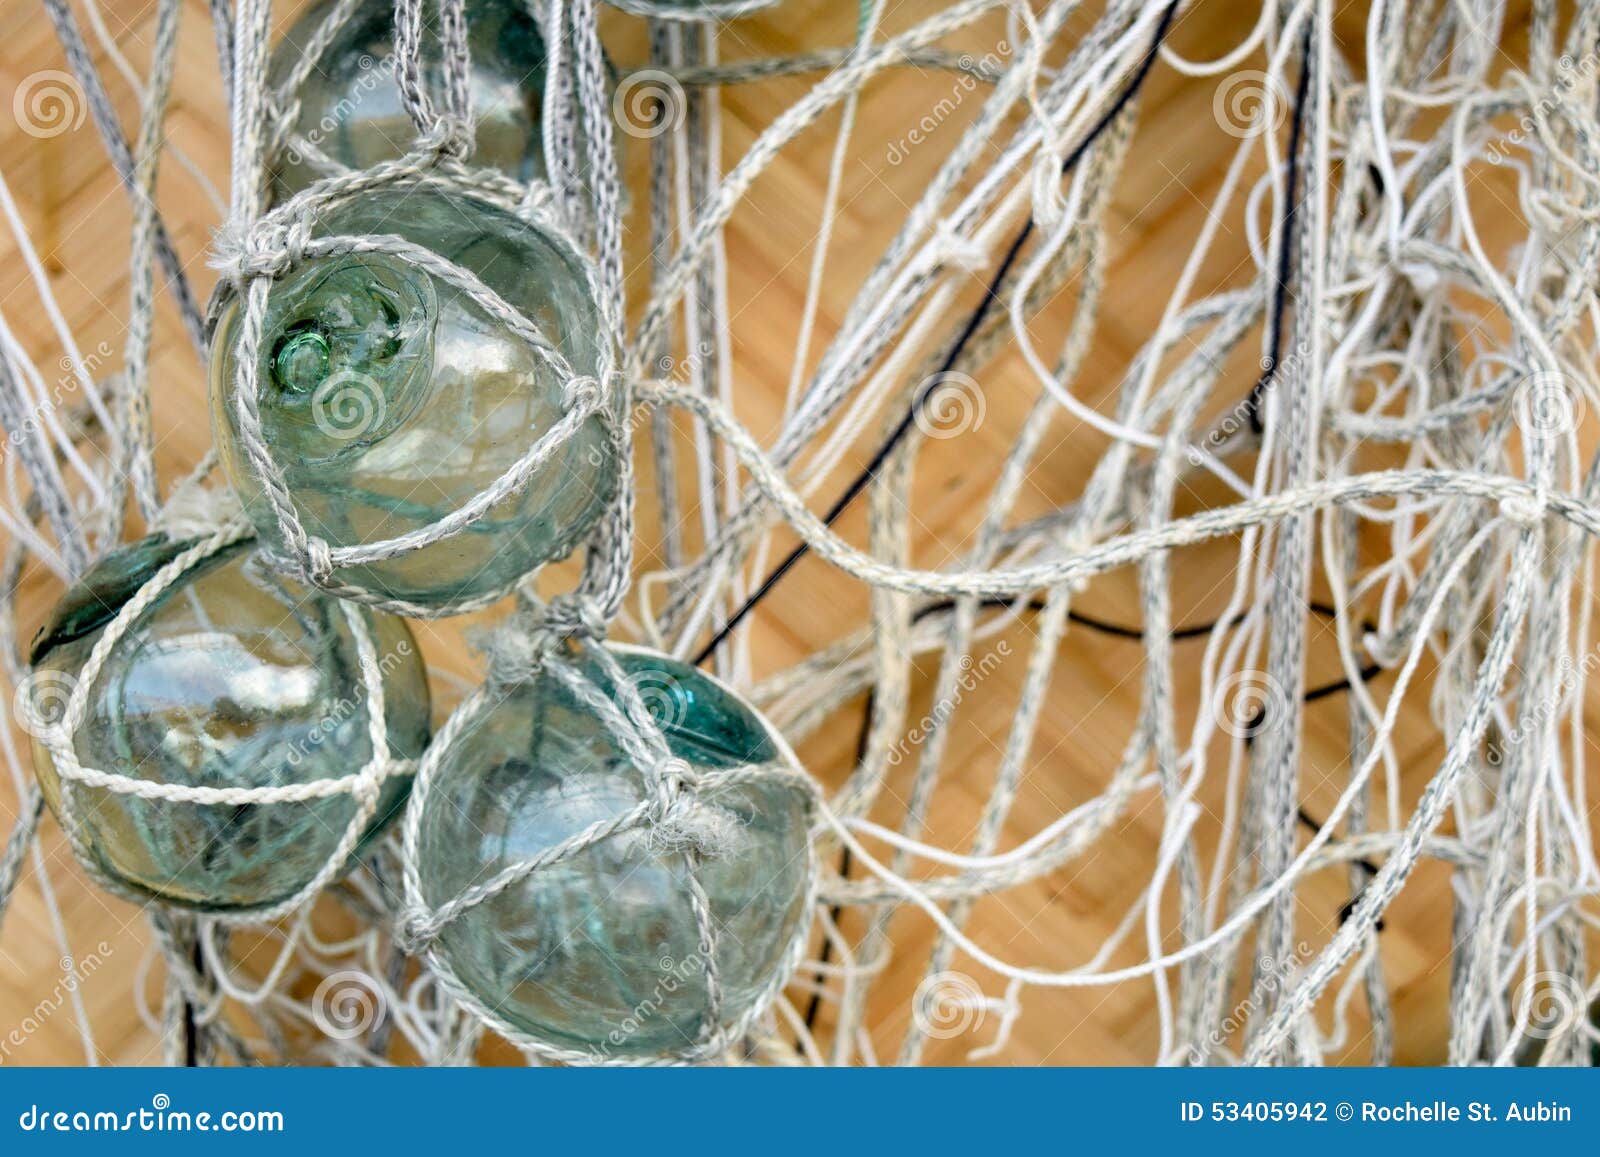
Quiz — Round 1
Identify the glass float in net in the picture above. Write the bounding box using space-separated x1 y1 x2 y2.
269 0 555 196
26 534 430 913
412 644 814 1060
210 184 617 612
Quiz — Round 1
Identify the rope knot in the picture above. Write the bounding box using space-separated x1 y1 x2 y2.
915 222 989 279
153 482 244 540
414 118 475 164
1059 532 1093 594
303 536 335 585
1499 492 1547 527
470 615 548 685
652 756 695 810
562 374 601 413
517 180 557 224
648 760 738 859
473 598 611 685
220 216 315 283
542 594 609 642
1030 150 1070 232
352 757 393 806
394 913 434 957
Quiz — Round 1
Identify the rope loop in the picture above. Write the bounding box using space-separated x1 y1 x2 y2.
541 593 611 644
413 116 476 164
214 214 315 285
913 221 990 279
302 536 335 586
562 374 602 413
1499 491 1549 528
652 755 696 813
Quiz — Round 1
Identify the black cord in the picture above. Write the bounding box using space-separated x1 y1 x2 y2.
792 11 1363 1044
799 692 871 1042
183 940 201 1067
1243 22 1314 435
695 0 1185 669
1262 664 1388 930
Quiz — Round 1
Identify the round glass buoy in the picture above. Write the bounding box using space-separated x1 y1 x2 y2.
210 185 617 611
26 535 431 913
269 0 554 196
413 645 813 1060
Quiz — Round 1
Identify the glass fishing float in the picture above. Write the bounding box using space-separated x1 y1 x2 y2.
411 644 813 1060
210 184 616 611
25 534 431 913
270 0 554 196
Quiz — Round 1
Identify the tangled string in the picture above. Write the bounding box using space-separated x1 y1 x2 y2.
0 0 1597 1068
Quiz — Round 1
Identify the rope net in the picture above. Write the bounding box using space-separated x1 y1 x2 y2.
0 0 1597 1066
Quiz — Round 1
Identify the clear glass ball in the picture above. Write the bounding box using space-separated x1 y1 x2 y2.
415 645 812 1059
28 535 431 913
269 0 553 196
210 185 617 610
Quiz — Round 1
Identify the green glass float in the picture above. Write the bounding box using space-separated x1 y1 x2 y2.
210 184 616 610
27 534 430 913
270 0 553 196
414 645 812 1060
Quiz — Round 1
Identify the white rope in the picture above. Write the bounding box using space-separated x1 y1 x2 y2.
0 0 1593 1069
